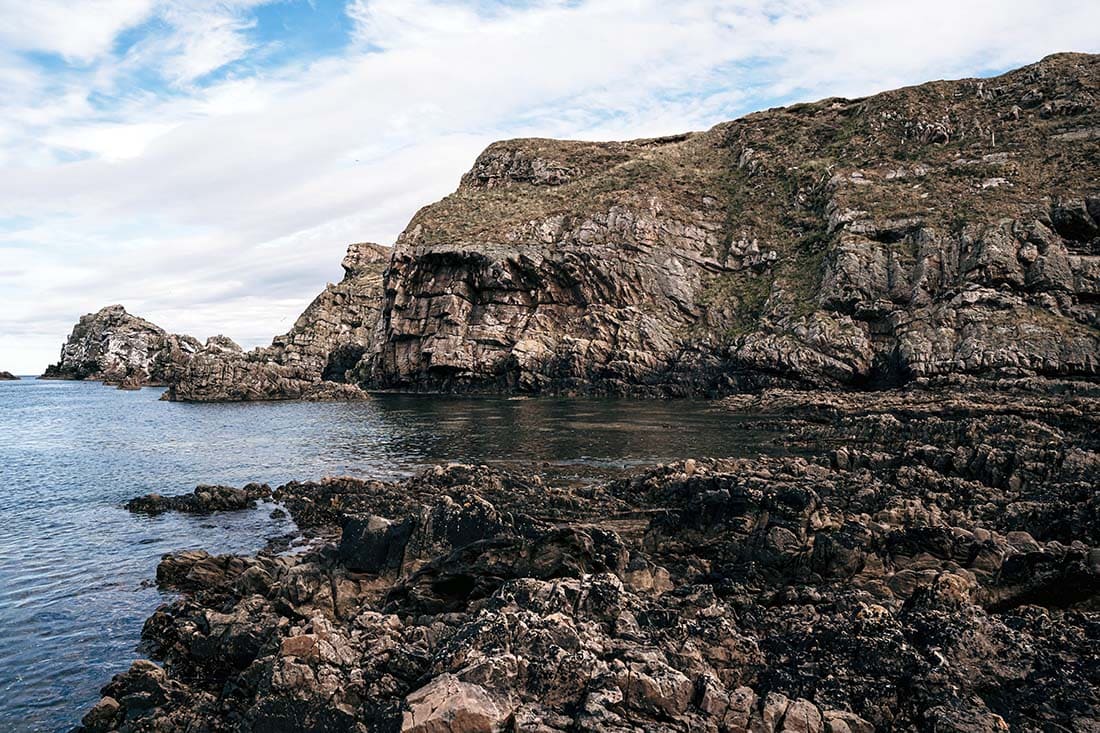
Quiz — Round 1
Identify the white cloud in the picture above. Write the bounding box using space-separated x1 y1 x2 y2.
1 0 1098 373
0 0 154 62
142 0 273 86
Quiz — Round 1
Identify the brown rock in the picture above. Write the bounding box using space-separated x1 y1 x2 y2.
401 674 511 733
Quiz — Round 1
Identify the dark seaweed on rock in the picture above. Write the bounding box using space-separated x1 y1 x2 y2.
126 484 273 516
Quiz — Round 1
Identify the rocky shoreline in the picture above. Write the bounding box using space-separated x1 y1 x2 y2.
76 386 1100 732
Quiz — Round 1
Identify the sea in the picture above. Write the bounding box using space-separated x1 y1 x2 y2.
0 376 788 731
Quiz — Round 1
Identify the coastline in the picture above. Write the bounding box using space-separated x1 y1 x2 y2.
73 386 1100 732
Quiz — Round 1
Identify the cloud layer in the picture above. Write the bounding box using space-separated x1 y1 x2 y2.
2 0 1098 373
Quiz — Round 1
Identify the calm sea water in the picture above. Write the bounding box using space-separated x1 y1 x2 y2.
0 377 786 732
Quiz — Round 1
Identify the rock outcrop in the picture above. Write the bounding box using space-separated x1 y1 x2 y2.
49 56 1100 400
350 52 1100 395
163 242 389 402
80 387 1100 731
126 483 272 515
40 305 201 386
0 371 17 380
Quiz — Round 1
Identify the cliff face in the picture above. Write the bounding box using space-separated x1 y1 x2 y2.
47 54 1100 400
40 305 201 386
356 52 1100 395
164 243 389 401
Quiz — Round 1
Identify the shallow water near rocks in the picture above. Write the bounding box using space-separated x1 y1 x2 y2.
0 377 792 731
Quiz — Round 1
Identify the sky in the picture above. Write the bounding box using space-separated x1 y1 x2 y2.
1 1 1098 374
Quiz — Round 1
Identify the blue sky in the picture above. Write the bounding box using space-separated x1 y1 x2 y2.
1 0 1098 373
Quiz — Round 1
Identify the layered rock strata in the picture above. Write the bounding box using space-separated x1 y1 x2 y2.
49 55 1100 399
354 53 1100 395
40 305 202 386
163 243 389 402
80 387 1100 731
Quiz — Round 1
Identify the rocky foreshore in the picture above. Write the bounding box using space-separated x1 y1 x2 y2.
77 387 1100 732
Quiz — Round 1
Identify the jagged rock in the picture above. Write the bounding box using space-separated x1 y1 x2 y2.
74 388 1100 732
352 53 1100 395
45 56 1100 400
401 674 511 732
40 305 200 386
126 482 272 515
164 242 389 402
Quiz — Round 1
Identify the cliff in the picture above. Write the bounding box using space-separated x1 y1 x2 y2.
40 305 201 386
354 52 1100 395
48 54 1100 399
163 242 389 401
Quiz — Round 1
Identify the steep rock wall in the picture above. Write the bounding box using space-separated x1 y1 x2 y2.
355 53 1100 395
164 243 389 401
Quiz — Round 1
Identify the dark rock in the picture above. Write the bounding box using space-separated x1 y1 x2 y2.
337 515 413 573
76 387 1100 732
126 483 271 515
0 371 17 380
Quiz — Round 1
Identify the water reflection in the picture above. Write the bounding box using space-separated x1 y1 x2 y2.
0 379 790 731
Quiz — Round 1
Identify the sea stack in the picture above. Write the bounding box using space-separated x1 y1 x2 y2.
40 305 201 387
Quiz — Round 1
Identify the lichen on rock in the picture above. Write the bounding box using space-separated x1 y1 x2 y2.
40 304 200 386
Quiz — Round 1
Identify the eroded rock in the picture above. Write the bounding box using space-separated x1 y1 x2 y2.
40 305 200 386
75 387 1100 732
164 242 389 402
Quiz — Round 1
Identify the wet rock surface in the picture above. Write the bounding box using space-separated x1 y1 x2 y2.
126 483 273 516
163 243 388 402
79 387 1100 732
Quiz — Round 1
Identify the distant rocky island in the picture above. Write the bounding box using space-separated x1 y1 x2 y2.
0 371 18 380
45 53 1100 731
41 243 387 400
40 305 199 388
45 53 1100 401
